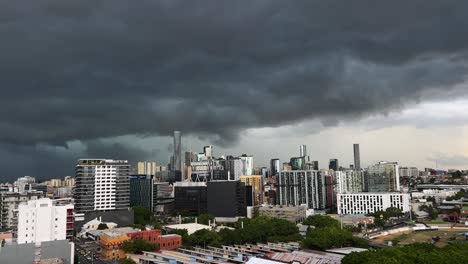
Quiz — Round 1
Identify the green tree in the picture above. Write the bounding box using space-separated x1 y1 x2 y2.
168 229 189 245
122 238 159 254
188 229 222 248
97 223 108 230
133 206 154 226
121 258 137 264
303 215 340 229
302 227 368 250
197 214 215 225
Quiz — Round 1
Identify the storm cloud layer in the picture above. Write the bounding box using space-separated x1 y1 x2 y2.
1 0 468 180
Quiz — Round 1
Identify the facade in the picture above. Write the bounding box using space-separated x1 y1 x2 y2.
153 182 173 213
63 176 75 187
226 158 244 181
353 144 361 170
0 240 74 264
174 182 207 215
173 131 182 171
290 157 305 170
240 175 263 205
270 159 281 177
239 154 254 176
337 193 410 215
366 161 400 192
329 159 339 171
54 187 73 198
276 170 326 210
15 176 36 193
99 232 131 260
258 205 307 223
74 159 130 213
399 167 419 178
127 229 182 250
207 181 247 218
190 160 226 182
299 145 307 158
336 170 364 194
137 161 157 175
203 145 213 158
0 191 43 229
16 198 74 244
130 175 154 211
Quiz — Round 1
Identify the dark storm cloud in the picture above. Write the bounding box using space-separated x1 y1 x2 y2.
2 0 468 179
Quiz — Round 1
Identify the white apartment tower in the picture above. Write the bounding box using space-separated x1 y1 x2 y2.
16 198 74 244
74 159 130 213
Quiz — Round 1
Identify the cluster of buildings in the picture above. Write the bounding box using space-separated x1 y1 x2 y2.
3 130 468 263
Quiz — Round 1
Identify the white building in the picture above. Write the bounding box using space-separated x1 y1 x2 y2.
335 170 364 194
74 159 130 213
16 198 74 244
14 176 36 193
276 170 326 210
337 193 410 215
0 191 43 229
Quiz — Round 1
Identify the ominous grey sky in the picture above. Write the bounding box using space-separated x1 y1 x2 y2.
1 0 468 182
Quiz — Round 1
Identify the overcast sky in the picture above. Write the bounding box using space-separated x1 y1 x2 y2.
2 0 468 182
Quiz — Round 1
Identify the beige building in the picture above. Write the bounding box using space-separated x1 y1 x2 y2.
240 175 263 205
258 205 307 223
49 179 62 187
137 161 157 175
63 176 75 187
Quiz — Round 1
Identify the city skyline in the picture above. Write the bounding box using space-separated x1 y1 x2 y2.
2 1 468 181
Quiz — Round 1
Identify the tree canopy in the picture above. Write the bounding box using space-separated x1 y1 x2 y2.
342 243 468 264
97 223 108 230
303 215 340 229
302 227 368 250
122 238 159 254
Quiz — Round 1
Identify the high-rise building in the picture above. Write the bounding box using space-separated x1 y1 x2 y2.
49 179 62 188
353 144 361 170
173 131 182 172
335 170 365 194
207 181 247 218
329 159 339 171
300 145 307 158
276 170 326 210
16 198 74 244
261 167 269 180
399 167 419 178
226 158 244 181
240 175 263 206
0 191 43 229
63 176 75 187
137 161 157 175
365 161 400 192
311 161 319 170
173 182 207 215
239 154 254 176
14 176 36 193
270 159 281 177
74 159 130 213
153 182 173 213
337 193 410 215
203 146 213 159
130 175 154 211
290 157 305 170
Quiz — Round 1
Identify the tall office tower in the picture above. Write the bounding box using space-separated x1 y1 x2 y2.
203 146 213 159
365 161 400 192
226 158 244 181
276 170 326 210
299 145 307 158
173 131 182 172
239 154 254 176
270 159 281 177
329 159 339 171
335 170 365 194
74 159 130 213
240 175 263 205
16 198 74 244
353 144 361 170
207 181 247 217
137 161 157 175
129 175 154 211
0 191 43 229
